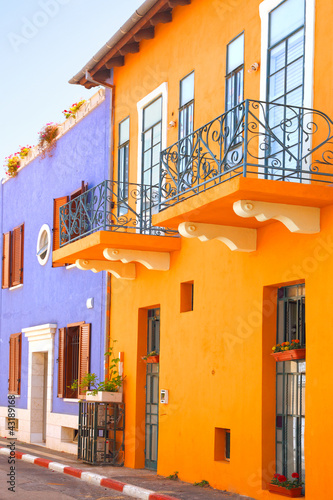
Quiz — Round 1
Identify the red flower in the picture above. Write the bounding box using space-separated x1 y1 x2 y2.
274 474 279 478
278 475 287 482
292 472 299 479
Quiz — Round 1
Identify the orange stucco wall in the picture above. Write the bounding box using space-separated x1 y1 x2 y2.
107 0 333 498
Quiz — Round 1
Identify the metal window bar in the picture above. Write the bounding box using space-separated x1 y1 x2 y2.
59 180 178 246
159 99 333 210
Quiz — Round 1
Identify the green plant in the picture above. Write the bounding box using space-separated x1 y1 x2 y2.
272 339 303 353
63 99 86 119
270 473 303 490
71 340 124 395
194 480 210 487
38 122 58 158
167 471 179 480
142 350 159 361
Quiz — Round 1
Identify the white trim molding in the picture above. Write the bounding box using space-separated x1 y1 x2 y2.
76 258 136 279
136 82 168 187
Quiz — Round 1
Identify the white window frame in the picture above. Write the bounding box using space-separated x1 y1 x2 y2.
36 224 52 266
258 0 315 180
136 82 168 187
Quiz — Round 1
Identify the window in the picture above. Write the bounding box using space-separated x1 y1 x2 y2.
179 72 194 140
8 333 22 395
225 33 244 148
53 181 87 267
118 117 130 216
36 224 51 266
57 322 91 399
276 284 305 486
180 281 194 312
142 96 162 191
2 223 24 289
266 0 305 179
179 72 194 174
214 427 230 461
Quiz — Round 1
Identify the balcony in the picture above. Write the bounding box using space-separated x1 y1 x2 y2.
153 100 333 248
52 180 180 277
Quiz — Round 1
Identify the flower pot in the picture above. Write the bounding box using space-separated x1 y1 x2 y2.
271 348 305 362
85 391 123 402
268 484 303 497
143 355 159 363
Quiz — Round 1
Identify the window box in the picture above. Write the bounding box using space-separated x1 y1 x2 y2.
85 391 123 403
143 355 159 364
268 484 303 497
271 348 306 362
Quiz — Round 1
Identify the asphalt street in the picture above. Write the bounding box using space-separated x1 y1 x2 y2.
0 456 138 500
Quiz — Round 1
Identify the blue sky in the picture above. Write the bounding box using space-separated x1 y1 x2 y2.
0 0 143 178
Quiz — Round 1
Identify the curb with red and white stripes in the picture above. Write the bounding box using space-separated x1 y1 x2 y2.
0 446 180 500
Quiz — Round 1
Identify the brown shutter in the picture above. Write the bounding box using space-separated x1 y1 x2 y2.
53 196 69 267
57 327 66 398
2 232 11 289
78 323 91 399
11 224 24 286
8 333 21 395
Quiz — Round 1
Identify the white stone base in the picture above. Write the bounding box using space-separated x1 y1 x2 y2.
0 406 78 455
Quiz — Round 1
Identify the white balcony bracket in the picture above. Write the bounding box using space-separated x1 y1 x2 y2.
75 259 136 280
233 200 320 234
178 222 257 252
103 248 170 271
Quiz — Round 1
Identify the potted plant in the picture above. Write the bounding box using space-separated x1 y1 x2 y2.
63 99 86 119
71 341 124 402
271 340 305 362
142 351 159 363
4 154 20 178
268 473 303 497
38 122 58 158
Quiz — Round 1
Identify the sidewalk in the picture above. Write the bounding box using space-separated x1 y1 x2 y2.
0 438 254 500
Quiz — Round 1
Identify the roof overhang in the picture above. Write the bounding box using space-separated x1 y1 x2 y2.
69 0 191 89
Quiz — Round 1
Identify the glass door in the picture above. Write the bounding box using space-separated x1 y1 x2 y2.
145 308 160 470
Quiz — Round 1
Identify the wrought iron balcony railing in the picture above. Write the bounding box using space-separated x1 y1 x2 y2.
159 99 333 209
59 180 177 247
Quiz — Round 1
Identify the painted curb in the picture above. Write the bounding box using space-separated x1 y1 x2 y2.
0 447 181 500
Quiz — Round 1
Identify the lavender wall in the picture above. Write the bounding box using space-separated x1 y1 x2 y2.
0 90 111 416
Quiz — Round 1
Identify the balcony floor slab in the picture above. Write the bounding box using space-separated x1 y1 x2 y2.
152 176 333 229
52 231 181 265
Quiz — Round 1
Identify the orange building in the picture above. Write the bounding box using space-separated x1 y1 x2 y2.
54 0 333 497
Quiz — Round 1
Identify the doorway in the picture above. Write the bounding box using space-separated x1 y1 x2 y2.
145 308 160 470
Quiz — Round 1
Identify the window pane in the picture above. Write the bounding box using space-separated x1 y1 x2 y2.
287 29 304 64
269 0 305 47
180 72 194 107
119 117 129 145
270 42 286 74
227 33 244 74
143 97 162 131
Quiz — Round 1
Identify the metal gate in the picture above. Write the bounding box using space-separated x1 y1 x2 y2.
78 401 125 465
145 308 160 470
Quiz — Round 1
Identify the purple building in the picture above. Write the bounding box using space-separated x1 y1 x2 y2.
0 89 111 453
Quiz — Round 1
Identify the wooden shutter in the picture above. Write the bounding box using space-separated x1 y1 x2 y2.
57 327 66 398
8 333 21 395
11 224 24 287
78 323 91 399
2 232 11 289
53 196 68 267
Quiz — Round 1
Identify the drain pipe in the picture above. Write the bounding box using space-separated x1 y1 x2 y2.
86 71 115 381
